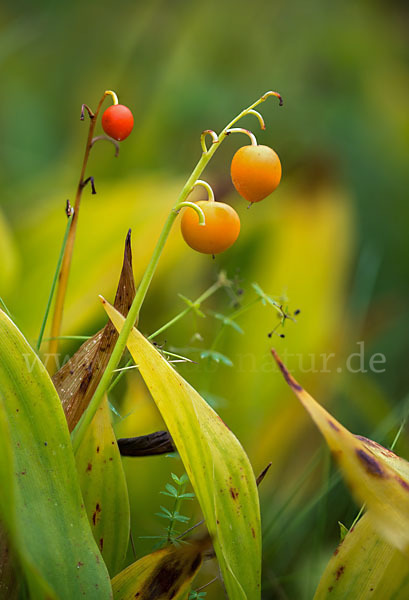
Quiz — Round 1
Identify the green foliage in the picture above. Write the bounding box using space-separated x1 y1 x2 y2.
154 473 195 544
0 309 112 599
104 302 262 600
189 591 207 599
75 398 130 576
1 5 409 594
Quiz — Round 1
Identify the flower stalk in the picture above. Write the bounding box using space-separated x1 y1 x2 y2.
71 91 283 451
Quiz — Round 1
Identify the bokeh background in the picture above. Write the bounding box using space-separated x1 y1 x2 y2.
1 1 409 598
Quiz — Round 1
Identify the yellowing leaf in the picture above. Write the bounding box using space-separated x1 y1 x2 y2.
111 537 210 600
76 397 130 577
272 349 409 557
314 513 409 600
102 300 261 600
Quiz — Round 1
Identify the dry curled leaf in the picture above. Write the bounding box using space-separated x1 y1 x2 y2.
117 431 175 457
52 230 135 431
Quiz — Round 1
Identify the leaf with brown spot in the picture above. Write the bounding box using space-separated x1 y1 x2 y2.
0 309 112 598
111 537 211 600
76 397 130 577
272 349 409 557
102 300 261 600
52 231 135 431
314 513 409 599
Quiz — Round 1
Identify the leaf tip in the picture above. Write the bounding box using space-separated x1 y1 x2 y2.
271 349 303 392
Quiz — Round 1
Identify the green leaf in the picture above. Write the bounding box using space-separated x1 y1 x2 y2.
251 282 281 310
178 294 206 318
102 301 261 600
75 397 130 577
200 349 233 367
165 484 178 496
0 309 112 599
338 521 348 542
212 312 244 334
314 514 409 599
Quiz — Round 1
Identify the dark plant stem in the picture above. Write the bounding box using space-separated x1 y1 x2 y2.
47 93 110 371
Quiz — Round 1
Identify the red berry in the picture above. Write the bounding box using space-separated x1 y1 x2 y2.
101 104 134 141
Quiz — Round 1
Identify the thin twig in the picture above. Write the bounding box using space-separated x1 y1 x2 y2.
47 92 110 370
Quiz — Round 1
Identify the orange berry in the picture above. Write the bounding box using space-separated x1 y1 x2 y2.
180 201 240 254
230 144 282 203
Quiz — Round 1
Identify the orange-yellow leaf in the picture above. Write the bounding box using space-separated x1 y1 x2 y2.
111 537 210 600
272 349 409 557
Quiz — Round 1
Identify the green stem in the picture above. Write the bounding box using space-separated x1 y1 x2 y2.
36 214 73 351
107 279 222 394
149 279 222 340
0 296 12 319
167 480 187 542
44 335 91 341
210 297 261 351
71 92 281 452
107 357 133 394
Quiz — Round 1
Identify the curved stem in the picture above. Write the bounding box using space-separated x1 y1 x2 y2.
226 127 257 146
200 130 219 153
262 90 283 106
247 109 266 130
104 90 119 105
80 104 94 121
47 91 115 371
71 90 282 450
91 135 119 157
174 201 206 225
192 179 215 202
81 176 96 195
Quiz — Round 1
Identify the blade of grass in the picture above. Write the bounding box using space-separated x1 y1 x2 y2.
36 212 73 351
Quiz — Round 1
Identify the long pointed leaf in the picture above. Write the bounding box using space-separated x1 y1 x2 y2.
52 231 135 431
76 397 130 577
272 349 409 557
102 299 261 600
0 308 112 599
314 514 409 599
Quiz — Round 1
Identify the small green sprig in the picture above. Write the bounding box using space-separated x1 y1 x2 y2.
189 591 207 599
141 473 195 546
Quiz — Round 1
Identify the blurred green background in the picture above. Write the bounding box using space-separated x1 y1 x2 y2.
1 0 409 598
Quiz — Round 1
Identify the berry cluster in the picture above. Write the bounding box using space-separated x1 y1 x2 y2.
100 93 282 256
181 143 281 255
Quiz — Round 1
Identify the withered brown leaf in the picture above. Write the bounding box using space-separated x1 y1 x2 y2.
52 230 135 431
117 431 176 457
